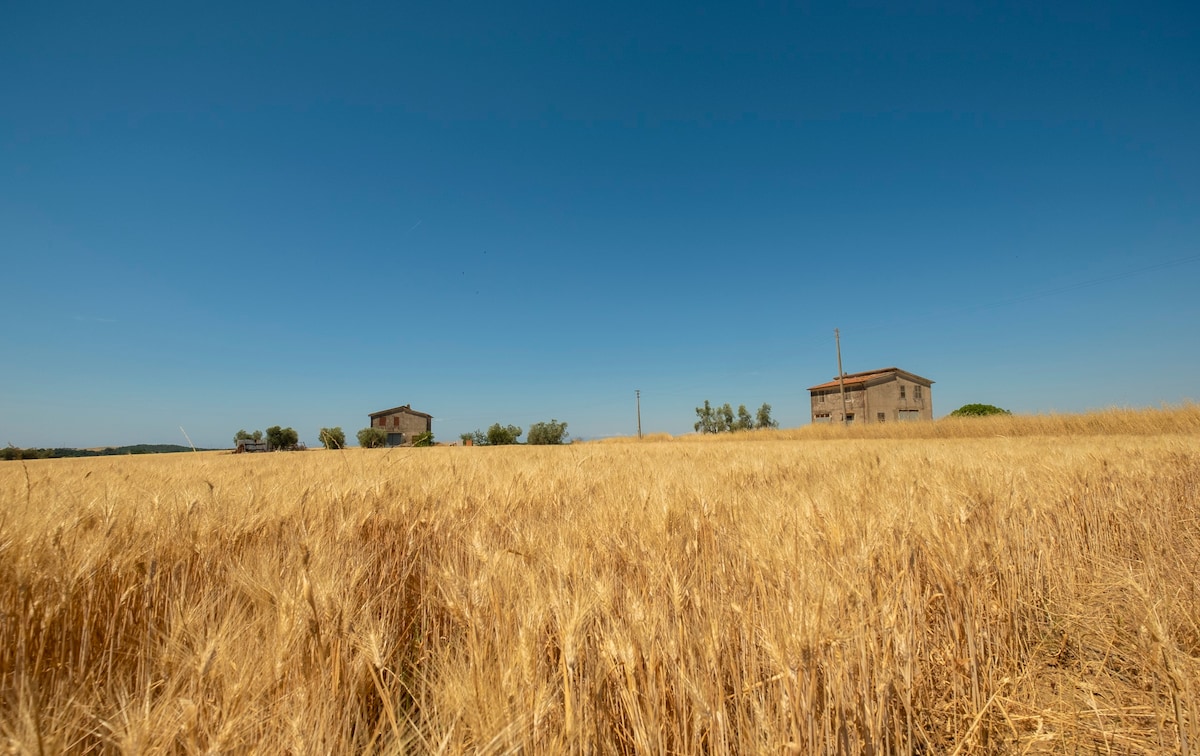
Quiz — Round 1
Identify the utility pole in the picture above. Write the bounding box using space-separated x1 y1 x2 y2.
835 328 849 424
636 390 642 439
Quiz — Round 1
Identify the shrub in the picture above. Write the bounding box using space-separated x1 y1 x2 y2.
950 403 1012 417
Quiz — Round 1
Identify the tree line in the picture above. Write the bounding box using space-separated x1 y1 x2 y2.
3 444 202 460
694 402 779 433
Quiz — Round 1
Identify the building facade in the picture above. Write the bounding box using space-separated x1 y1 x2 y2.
808 368 934 424
368 404 433 446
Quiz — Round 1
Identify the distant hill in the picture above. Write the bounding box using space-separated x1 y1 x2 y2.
3 444 219 460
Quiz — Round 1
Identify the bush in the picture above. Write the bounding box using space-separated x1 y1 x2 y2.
357 427 387 448
318 427 346 450
413 431 435 447
527 419 569 445
950 404 1012 417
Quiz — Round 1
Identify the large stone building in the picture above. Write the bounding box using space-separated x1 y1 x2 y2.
808 367 934 424
367 404 433 446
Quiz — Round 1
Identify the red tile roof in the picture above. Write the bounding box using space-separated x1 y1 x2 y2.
807 367 933 392
368 404 433 419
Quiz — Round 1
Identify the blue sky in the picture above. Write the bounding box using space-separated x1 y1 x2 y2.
3 1 1197 448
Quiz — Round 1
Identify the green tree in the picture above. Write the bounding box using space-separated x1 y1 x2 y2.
357 427 387 448
527 419 569 445
755 403 779 429
695 401 735 433
318 427 346 449
733 404 754 431
695 400 718 434
949 403 1012 417
486 423 523 445
718 403 734 433
266 426 299 451
413 431 435 447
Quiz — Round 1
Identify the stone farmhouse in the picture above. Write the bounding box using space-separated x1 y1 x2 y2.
809 367 934 424
368 404 433 446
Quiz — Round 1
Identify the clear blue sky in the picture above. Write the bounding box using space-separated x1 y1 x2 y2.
3 1 1197 448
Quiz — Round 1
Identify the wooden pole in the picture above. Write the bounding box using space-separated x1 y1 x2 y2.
836 328 849 424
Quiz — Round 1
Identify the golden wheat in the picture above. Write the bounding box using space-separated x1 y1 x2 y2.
1 408 1197 753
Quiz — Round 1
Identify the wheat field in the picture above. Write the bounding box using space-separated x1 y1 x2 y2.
2 407 1198 754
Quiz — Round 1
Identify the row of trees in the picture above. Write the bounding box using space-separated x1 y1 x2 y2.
235 426 438 451
460 419 569 446
694 401 779 434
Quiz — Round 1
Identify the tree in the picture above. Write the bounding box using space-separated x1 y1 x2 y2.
755 403 779 429
695 401 735 433
695 400 718 434
733 405 754 431
266 426 299 451
357 427 387 448
486 423 522 445
234 428 263 444
950 403 1012 417
413 431 435 447
527 419 569 445
718 403 734 433
318 427 346 449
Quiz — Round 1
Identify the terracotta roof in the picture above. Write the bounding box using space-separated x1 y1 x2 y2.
807 367 933 392
807 373 881 391
368 404 433 419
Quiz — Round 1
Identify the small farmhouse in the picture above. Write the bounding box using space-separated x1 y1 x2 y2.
809 367 934 424
368 404 433 446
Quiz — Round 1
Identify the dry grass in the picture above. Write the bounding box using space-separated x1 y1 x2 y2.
1 407 1197 753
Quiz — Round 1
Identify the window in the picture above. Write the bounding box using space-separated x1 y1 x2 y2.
899 385 906 399
818 391 826 403
877 413 886 423
813 413 831 423
845 413 855 424
915 385 923 400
